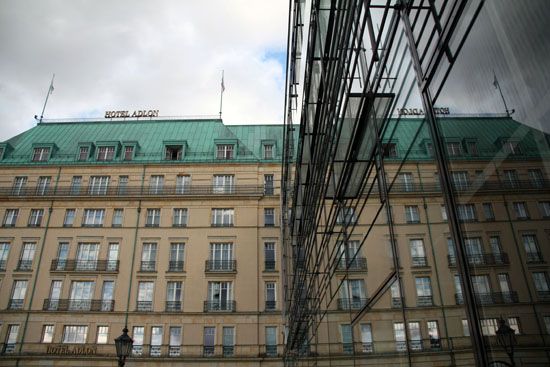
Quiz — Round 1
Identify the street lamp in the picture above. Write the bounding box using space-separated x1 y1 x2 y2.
114 327 133 367
496 318 516 366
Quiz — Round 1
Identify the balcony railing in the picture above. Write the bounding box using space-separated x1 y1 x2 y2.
50 259 119 272
455 291 519 305
391 297 403 308
205 260 236 272
137 301 153 311
16 260 33 271
265 301 276 311
165 301 182 312
337 298 369 310
203 345 215 357
265 345 278 357
336 257 367 271
203 300 236 312
42 298 114 311
526 252 545 264
383 179 550 194
7 299 24 310
536 291 550 301
264 260 276 271
140 261 156 272
168 261 184 272
448 253 510 267
411 256 428 267
416 296 433 306
223 346 234 357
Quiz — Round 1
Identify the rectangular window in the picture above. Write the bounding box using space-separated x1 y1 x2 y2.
76 243 99 270
3 209 18 227
32 147 50 162
62 325 88 344
265 282 276 310
544 316 550 334
88 176 110 195
0 242 10 271
216 144 234 159
264 242 276 271
69 281 95 310
132 326 144 356
503 169 519 188
118 175 128 195
150 326 163 357
446 142 462 156
123 146 134 161
382 142 398 157
10 280 28 309
462 319 470 336
28 209 44 227
467 141 478 156
222 326 235 356
415 277 432 306
36 176 51 195
137 282 154 311
483 203 495 221
97 146 115 161
337 240 362 269
209 243 234 271
340 324 353 354
101 281 114 311
264 174 274 195
48 280 62 310
410 239 427 267
394 322 406 351
513 202 529 219
529 169 544 188
207 281 233 311
63 209 76 227
336 207 357 225
427 321 440 348
97 326 109 344
457 204 476 222
18 243 36 270
539 201 550 218
82 209 105 226
490 236 503 257
173 208 188 227
149 175 164 194
339 279 366 309
264 144 274 159
503 141 521 155
107 243 119 271
70 176 82 195
169 243 185 272
169 327 182 356
360 324 373 353
145 209 161 227
203 327 215 356
12 176 27 195
141 243 157 271
213 175 234 194
398 172 414 191
440 205 448 221
211 208 234 226
165 145 183 160
112 208 123 226
451 171 469 189
176 175 191 194
405 205 420 223
42 325 55 343
523 234 542 263
264 208 275 226
408 322 422 350
4 325 20 353
471 275 491 298
265 326 277 356
78 146 89 161
166 281 182 311
533 272 550 293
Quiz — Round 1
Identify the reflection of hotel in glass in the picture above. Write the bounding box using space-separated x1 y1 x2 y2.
282 1 550 366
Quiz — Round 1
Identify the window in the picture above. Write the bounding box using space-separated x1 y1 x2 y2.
169 327 182 356
216 144 234 159
427 321 441 348
451 171 469 189
54 242 69 271
264 144 274 159
123 146 134 161
467 141 478 156
502 140 521 155
415 277 433 305
169 243 185 272
337 240 363 269
471 275 491 297
97 146 115 161
141 243 157 271
88 176 109 195
146 209 161 227
209 243 234 271
36 176 51 195
265 282 276 310
529 169 544 188
149 175 164 194
336 207 357 225
151 326 163 357
62 326 88 344
32 147 50 162
78 146 89 161
10 280 27 309
440 205 447 221
264 242 276 271
398 172 414 191
523 234 542 262
4 325 20 353
340 324 353 354
498 273 512 294
360 324 373 353
166 281 183 311
408 322 422 350
107 243 119 271
446 142 462 156
70 176 82 195
462 319 470 336
426 142 434 157
203 327 215 356
63 209 76 227
47 280 62 310
391 281 402 307
264 174 274 195
12 176 27 195
339 279 366 309
405 205 420 223
76 243 99 270
0 242 9 271
165 145 183 160
544 316 550 334
410 239 427 267
222 327 235 356
513 202 529 219
490 236 503 257
18 243 35 270
503 170 519 188
264 208 275 226
480 318 519 336
42 325 55 343
213 175 234 194
118 175 128 195
457 204 476 222
173 208 188 227
211 208 234 226
28 209 44 227
82 209 105 226
112 208 123 226
3 209 18 227
176 175 191 194
454 275 463 302
97 326 109 344
483 203 495 221
394 323 406 351
464 237 483 264
137 282 154 311
539 201 550 218
382 142 398 157
69 281 95 310
265 326 277 356
207 281 233 311
132 326 144 356
101 281 114 311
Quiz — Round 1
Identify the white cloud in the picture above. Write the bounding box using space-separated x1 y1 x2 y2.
0 0 288 140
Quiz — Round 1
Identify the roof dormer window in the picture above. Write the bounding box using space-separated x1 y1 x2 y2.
503 140 521 155
97 146 115 161
216 144 234 160
165 145 183 160
32 147 50 162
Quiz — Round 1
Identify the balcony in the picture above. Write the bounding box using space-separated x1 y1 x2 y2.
203 300 236 312
536 291 550 302
203 346 215 357
165 301 182 312
168 261 184 272
265 345 278 357
342 343 354 354
526 252 545 264
7 299 24 310
337 298 369 310
223 346 234 357
411 256 428 267
448 253 510 267
205 260 236 272
265 300 276 311
15 260 32 271
169 346 181 357
416 296 433 306
42 299 114 311
137 301 153 311
264 260 276 271
336 257 367 271
140 261 156 272
50 259 119 272
455 291 519 305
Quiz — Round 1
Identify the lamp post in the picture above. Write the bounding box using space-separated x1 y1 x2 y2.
496 318 516 367
114 327 133 367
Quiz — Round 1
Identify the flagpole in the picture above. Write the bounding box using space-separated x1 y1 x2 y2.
219 70 224 119
493 71 512 117
38 73 55 123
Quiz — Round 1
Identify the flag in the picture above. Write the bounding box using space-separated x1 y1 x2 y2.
221 72 225 93
49 80 55 94
493 72 499 89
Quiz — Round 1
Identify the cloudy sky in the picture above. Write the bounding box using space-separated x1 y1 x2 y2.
0 1 288 141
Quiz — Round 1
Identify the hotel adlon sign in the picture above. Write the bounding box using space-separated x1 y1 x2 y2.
105 109 159 118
